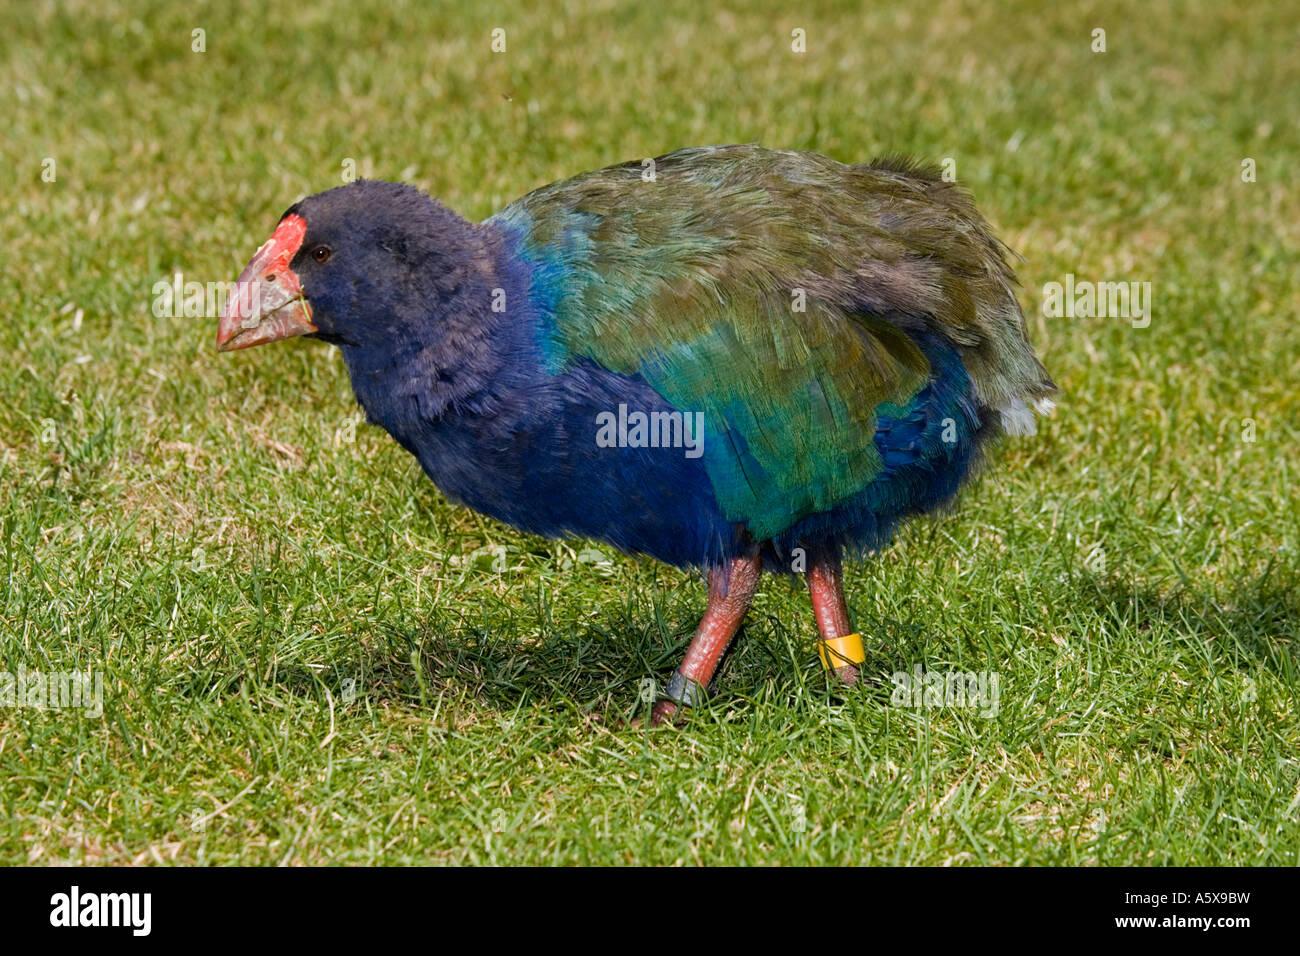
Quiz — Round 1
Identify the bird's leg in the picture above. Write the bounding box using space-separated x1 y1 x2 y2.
651 552 763 726
806 548 863 686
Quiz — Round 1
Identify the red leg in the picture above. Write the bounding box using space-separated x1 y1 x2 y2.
807 549 861 686
651 553 762 725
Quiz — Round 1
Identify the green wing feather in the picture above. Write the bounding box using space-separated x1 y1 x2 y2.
490 145 1052 538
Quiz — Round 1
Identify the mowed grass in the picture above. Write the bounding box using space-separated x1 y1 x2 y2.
1 0 1297 865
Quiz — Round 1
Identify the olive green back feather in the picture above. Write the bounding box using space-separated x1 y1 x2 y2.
490 145 1054 536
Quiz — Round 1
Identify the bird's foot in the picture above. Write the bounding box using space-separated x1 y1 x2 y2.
623 699 683 729
807 549 866 688
650 699 683 726
637 555 762 730
648 669 706 726
832 663 861 687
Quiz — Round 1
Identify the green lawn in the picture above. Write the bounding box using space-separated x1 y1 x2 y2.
1 0 1296 865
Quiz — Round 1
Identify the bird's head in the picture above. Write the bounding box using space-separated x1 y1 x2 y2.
217 179 474 354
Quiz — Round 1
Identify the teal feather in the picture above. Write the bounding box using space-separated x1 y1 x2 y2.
490 145 1054 540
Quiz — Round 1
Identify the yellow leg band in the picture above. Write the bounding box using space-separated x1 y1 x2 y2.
818 632 866 670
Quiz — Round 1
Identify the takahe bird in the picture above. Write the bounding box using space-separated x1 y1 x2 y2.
217 145 1055 724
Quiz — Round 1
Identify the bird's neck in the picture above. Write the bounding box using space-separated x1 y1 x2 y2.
338 219 543 435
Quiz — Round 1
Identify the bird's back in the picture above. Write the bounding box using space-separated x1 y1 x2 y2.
486 145 1054 558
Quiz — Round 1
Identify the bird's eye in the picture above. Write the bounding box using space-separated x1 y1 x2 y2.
311 246 331 263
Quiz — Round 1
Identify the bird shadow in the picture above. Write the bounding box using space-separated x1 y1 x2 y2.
1066 570 1299 681
257 562 1298 718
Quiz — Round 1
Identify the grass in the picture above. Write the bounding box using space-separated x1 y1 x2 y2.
0 0 1297 865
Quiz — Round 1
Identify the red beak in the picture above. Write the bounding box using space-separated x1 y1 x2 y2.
217 214 318 351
